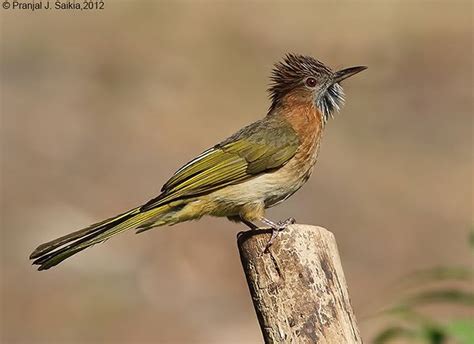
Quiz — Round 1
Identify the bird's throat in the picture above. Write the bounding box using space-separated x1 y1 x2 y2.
277 96 324 141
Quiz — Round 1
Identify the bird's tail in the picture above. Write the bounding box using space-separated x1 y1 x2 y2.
29 205 171 270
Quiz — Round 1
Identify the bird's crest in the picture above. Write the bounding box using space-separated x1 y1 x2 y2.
268 54 345 122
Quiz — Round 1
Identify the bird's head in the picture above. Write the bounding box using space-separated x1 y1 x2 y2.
268 54 366 122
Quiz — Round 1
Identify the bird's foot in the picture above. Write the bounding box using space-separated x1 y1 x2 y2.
277 217 296 228
241 219 259 230
261 217 296 253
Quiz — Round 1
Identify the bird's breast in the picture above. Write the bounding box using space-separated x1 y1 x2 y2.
205 132 321 212
204 103 323 215
263 131 321 207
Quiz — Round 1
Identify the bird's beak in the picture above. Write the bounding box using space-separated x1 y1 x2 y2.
333 66 367 84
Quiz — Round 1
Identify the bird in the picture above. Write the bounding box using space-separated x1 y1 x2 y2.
29 54 366 270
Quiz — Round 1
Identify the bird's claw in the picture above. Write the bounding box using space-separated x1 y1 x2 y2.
263 217 296 253
277 217 296 228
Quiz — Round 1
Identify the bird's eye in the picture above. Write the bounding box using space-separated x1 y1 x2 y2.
305 77 317 88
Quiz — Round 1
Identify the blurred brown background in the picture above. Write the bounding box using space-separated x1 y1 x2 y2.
1 1 472 343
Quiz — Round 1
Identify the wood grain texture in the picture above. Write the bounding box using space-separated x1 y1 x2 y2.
238 224 362 344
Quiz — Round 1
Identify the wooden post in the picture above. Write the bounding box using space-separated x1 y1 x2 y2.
238 224 362 344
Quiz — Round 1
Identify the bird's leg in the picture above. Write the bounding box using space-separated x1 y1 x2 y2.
241 218 259 230
261 217 296 252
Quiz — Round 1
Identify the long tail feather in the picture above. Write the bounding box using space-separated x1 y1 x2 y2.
30 205 169 270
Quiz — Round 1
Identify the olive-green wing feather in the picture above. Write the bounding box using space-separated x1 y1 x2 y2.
140 118 299 211
30 118 298 270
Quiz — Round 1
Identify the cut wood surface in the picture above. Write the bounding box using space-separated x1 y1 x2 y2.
238 224 362 344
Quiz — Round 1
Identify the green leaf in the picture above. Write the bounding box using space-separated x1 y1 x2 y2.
399 267 474 286
420 325 447 344
444 319 474 344
469 226 474 251
403 289 474 307
373 326 419 344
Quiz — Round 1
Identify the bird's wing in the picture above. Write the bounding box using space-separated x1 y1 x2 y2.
140 118 299 211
